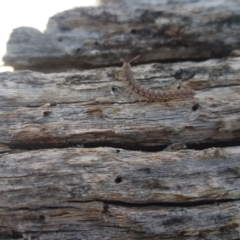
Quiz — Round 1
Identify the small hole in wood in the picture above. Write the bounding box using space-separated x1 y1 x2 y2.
60 27 71 31
116 149 120 153
58 37 63 42
43 111 51 116
95 41 99 46
111 87 119 93
192 104 199 111
102 204 110 214
115 176 122 183
131 29 137 34
39 215 45 221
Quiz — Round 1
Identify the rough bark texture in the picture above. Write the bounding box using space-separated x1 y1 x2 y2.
3 0 240 72
1 56 240 238
1 147 240 240
1 1 240 239
1 57 240 150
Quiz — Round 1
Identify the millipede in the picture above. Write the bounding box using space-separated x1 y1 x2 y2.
120 55 194 101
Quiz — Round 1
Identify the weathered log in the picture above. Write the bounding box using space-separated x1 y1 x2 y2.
0 147 240 239
1 57 240 149
3 0 240 71
2 32 240 238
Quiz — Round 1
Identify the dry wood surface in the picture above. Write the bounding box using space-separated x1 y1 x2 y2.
1 57 240 149
1 1 240 238
3 0 240 71
1 56 240 239
1 147 240 239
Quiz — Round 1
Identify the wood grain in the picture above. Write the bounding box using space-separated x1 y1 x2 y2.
0 147 240 239
3 0 240 71
1 57 240 149
1 50 240 239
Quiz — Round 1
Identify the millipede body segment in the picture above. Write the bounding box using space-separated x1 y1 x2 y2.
120 56 194 101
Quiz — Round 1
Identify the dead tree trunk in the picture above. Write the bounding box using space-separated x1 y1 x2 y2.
3 1 240 72
1 1 240 239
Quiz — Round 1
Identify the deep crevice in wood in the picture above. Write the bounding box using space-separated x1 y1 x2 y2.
7 197 240 212
9 57 213 73
67 197 240 208
7 138 240 153
186 138 240 151
0 230 23 239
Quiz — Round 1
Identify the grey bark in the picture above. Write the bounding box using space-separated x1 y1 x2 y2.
1 57 240 149
0 147 240 239
1 57 240 238
3 0 240 72
1 1 240 238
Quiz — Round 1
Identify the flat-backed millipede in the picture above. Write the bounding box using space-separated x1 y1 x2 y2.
120 55 194 101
